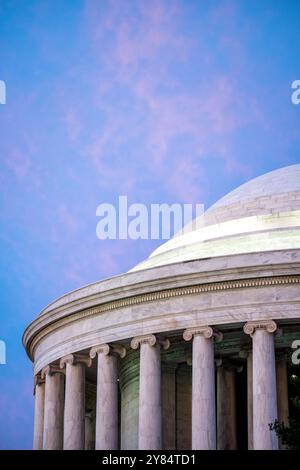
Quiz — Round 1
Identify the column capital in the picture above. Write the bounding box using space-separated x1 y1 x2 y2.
243 320 277 337
131 334 156 349
183 326 223 342
41 364 65 379
60 353 92 369
33 373 45 395
90 343 126 359
131 334 170 350
34 372 45 387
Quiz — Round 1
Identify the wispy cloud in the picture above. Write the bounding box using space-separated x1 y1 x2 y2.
80 0 265 203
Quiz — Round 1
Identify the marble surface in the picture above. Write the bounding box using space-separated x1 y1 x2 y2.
21 248 300 375
33 382 45 450
191 333 216 449
62 361 85 450
136 337 162 450
42 371 64 450
249 325 278 450
95 351 119 450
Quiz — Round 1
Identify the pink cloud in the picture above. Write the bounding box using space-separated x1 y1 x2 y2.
78 0 268 203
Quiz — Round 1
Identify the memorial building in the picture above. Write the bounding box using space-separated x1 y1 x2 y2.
23 164 300 450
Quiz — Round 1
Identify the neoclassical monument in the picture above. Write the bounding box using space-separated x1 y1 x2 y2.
23 164 300 450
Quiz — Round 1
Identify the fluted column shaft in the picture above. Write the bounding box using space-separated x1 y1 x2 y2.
244 321 278 450
33 375 45 450
42 366 64 450
60 354 91 450
184 326 221 450
90 344 126 450
131 334 170 450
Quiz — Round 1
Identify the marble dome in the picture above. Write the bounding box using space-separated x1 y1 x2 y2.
132 164 300 271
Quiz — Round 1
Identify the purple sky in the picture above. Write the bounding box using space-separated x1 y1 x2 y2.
0 0 300 448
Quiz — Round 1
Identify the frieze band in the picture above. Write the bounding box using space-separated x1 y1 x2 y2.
25 274 300 359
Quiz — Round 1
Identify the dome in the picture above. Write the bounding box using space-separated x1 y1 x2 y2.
131 164 300 271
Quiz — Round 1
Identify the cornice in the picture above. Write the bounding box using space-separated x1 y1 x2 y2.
25 251 300 315
24 274 300 361
22 251 300 349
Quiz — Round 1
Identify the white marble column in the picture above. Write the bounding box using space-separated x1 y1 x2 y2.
183 326 222 450
33 373 45 450
131 334 170 450
90 344 126 450
41 365 65 450
216 361 237 450
244 320 278 450
60 354 92 450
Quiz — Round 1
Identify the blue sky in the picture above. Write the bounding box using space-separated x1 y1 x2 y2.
0 0 300 448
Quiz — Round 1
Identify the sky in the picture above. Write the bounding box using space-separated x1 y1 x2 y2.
0 0 300 449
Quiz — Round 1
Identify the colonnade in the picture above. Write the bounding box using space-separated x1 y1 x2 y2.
33 320 288 450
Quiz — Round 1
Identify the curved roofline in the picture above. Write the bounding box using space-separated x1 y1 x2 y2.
207 163 300 212
132 163 300 271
